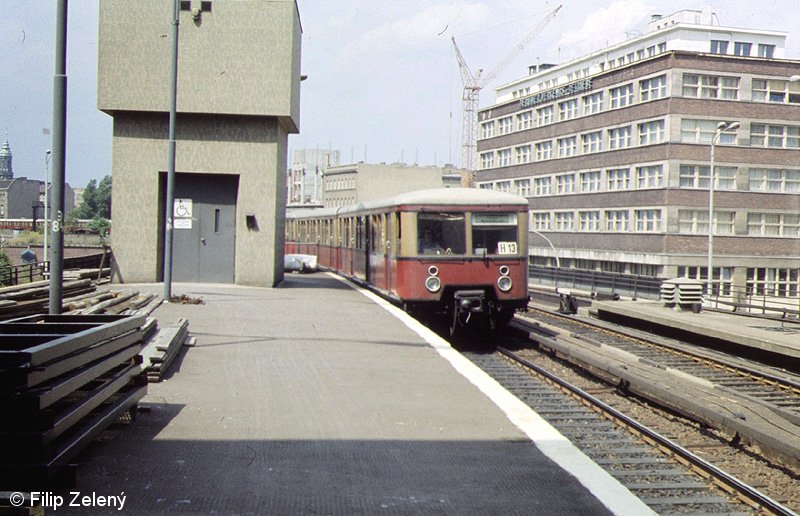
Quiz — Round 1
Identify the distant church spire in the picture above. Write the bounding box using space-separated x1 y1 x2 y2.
0 132 12 179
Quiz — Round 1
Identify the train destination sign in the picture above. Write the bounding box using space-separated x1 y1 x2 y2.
519 79 593 109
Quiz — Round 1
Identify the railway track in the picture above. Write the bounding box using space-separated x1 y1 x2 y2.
463 347 796 515
522 305 800 415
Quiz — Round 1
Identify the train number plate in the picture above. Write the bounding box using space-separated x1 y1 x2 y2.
497 242 518 254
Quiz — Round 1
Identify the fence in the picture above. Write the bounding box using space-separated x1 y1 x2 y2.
529 265 663 300
530 265 800 320
0 249 110 287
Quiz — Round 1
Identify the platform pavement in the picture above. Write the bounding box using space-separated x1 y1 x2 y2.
42 273 653 515
592 299 800 360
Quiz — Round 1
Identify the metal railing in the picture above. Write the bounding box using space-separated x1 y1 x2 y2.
529 265 663 300
704 284 800 320
529 266 800 320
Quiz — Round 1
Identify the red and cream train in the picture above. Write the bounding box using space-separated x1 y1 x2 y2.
285 188 530 335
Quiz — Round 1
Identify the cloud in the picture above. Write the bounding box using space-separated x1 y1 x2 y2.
557 0 650 58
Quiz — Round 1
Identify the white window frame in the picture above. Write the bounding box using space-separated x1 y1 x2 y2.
580 171 601 192
610 83 634 109
638 120 665 145
608 126 631 149
534 177 552 196
515 145 532 164
640 75 667 101
578 210 601 231
535 141 552 160
555 173 576 195
581 131 602 154
605 210 629 231
607 168 631 190
583 92 603 115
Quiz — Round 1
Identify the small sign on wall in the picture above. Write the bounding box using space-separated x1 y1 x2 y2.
174 198 193 229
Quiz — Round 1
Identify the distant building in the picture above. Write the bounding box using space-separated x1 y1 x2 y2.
288 148 340 205
477 8 800 301
0 135 74 219
0 134 12 180
322 162 466 208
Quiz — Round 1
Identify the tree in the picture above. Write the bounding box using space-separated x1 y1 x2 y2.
72 175 111 220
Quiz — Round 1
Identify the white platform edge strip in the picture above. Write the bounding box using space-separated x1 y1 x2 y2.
333 274 655 516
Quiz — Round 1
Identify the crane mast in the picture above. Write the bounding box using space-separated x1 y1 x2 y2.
452 5 562 176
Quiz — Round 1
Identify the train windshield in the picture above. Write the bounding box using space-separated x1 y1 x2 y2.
417 213 466 255
471 213 519 256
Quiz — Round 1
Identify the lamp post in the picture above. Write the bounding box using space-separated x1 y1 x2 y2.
44 150 51 269
531 229 560 268
707 120 740 300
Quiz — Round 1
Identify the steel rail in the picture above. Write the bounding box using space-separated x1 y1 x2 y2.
497 346 797 516
526 305 800 395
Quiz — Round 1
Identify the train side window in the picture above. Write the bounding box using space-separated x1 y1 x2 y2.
417 212 466 255
471 213 519 255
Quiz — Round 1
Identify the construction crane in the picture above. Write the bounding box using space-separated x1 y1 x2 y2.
452 5 562 175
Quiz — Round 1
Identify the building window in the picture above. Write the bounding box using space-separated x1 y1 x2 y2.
710 40 729 54
497 148 512 167
634 209 661 232
531 212 551 231
607 168 630 190
516 111 533 130
534 177 551 196
515 145 532 164
583 92 603 115
580 171 601 192
555 173 575 194
638 120 665 145
481 121 495 139
581 131 602 154
636 165 663 188
513 178 531 197
495 180 511 193
578 210 601 231
748 212 800 236
610 83 634 108
554 211 574 231
605 210 629 231
680 165 710 188
557 136 577 157
535 141 552 161
498 116 513 135
758 44 775 58
682 74 739 99
680 119 737 144
748 168 800 193
747 267 800 297
558 99 578 121
678 210 709 234
752 79 800 104
640 74 667 101
479 151 494 170
733 42 752 56
608 126 632 149
537 105 554 126
751 124 800 148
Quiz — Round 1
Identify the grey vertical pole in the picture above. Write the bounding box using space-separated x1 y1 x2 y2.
49 0 68 315
163 0 180 300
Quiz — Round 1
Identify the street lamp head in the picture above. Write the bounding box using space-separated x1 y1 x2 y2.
716 121 740 133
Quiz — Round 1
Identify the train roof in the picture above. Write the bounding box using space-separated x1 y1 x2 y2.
287 188 529 220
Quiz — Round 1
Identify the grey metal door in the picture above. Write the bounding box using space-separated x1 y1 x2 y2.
172 174 238 283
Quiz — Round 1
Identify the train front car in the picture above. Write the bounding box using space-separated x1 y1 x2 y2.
394 189 530 336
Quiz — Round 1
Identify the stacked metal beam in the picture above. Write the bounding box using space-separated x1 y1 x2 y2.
0 314 147 487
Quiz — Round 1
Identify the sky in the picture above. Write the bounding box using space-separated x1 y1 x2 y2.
1 1 799 188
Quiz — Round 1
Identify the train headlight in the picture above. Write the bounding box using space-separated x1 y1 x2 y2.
499 265 510 276
428 265 439 276
497 275 513 292
425 275 442 293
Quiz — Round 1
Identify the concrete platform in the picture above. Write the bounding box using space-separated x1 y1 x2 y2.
39 274 651 515
592 300 800 360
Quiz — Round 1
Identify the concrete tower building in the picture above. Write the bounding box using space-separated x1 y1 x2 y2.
98 0 302 286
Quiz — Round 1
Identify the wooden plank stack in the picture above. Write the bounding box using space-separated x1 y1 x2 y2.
139 318 191 382
0 314 148 487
